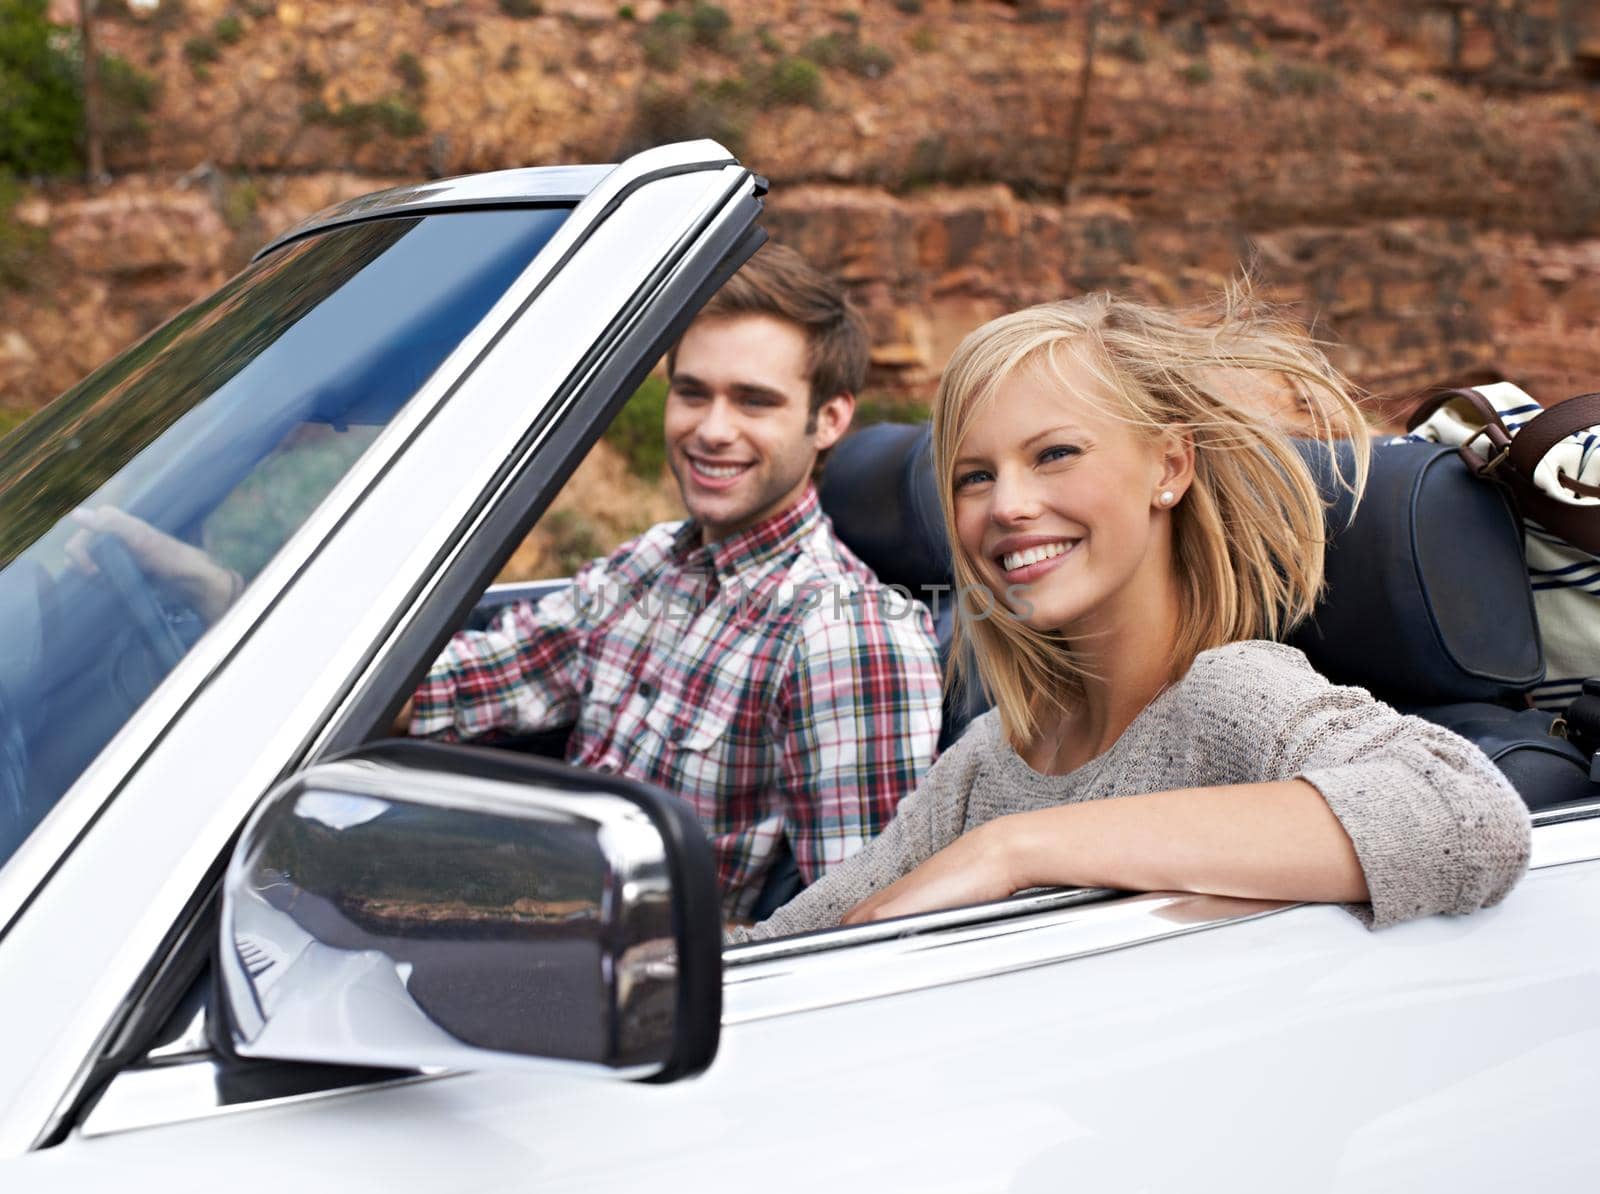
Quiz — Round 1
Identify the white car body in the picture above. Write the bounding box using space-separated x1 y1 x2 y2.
0 143 1596 1192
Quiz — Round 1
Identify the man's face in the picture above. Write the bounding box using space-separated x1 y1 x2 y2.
665 314 852 544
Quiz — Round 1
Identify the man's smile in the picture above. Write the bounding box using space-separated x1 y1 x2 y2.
686 453 755 490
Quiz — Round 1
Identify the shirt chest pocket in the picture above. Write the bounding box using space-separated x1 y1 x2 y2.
642 685 737 756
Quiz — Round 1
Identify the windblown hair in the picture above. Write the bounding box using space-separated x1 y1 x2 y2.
668 242 869 417
933 287 1372 748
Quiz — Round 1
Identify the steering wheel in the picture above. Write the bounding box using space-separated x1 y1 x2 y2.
88 535 189 674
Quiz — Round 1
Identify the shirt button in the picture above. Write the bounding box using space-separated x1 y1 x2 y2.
669 725 688 743
639 681 655 700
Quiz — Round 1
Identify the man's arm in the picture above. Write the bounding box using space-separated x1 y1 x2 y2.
68 507 241 623
406 581 592 742
774 588 943 881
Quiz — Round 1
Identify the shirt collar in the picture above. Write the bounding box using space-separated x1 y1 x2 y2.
673 485 822 576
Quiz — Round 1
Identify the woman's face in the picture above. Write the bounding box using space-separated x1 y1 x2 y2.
950 355 1190 639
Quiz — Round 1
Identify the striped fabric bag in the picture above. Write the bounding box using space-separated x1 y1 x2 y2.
1406 382 1600 714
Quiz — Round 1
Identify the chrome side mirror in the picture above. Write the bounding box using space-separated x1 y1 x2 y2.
218 741 721 1081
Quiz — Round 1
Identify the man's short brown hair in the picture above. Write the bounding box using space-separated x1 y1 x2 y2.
670 243 869 416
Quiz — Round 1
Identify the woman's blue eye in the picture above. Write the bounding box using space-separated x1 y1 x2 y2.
1039 444 1081 465
955 469 993 490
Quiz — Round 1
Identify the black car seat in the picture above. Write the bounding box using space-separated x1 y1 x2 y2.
818 422 989 750
820 423 1596 812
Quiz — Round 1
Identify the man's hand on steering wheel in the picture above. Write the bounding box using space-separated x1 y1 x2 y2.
67 507 242 624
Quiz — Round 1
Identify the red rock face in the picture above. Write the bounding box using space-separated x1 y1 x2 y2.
4 0 1599 421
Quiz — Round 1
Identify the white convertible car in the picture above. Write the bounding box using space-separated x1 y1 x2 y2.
0 142 1596 1192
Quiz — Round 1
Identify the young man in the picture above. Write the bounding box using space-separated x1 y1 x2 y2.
408 245 943 917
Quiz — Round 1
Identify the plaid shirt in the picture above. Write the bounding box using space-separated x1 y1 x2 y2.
411 486 943 917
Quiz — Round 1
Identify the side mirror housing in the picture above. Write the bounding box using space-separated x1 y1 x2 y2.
218 741 721 1081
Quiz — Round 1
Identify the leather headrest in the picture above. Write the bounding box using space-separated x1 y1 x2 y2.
819 422 952 599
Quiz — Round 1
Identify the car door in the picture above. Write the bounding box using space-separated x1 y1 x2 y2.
0 141 764 1178
15 809 1598 1193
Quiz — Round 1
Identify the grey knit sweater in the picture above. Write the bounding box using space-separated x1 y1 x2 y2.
736 641 1532 941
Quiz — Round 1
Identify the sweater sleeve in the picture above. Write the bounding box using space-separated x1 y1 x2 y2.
728 715 996 943
1224 644 1532 928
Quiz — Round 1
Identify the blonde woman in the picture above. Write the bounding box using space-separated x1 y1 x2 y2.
734 292 1530 941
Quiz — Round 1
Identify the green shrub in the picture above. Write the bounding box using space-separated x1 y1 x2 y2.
0 172 46 290
496 0 543 16
804 32 893 79
0 0 82 175
539 510 605 577
1245 59 1336 96
897 132 1014 190
1180 60 1212 85
220 175 259 231
765 56 823 107
617 4 635 19
639 11 691 71
756 24 782 54
100 53 159 142
852 395 930 428
622 80 749 158
893 0 924 13
803 33 847 68
0 4 158 175
184 36 219 66
366 97 425 137
214 14 244 44
689 3 732 49
603 375 669 479
909 26 937 53
848 42 894 79
394 51 426 92
304 95 426 142
1277 61 1336 96
1107 30 1148 63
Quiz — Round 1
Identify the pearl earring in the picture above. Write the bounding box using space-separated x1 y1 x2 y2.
1159 490 1175 507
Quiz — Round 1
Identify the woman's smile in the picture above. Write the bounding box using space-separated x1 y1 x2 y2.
994 535 1080 581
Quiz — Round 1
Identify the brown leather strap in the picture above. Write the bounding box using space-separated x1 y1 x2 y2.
1406 387 1515 479
1561 470 1600 500
1506 391 1600 478
1499 391 1600 556
1515 484 1600 556
1405 387 1508 434
1409 386 1600 554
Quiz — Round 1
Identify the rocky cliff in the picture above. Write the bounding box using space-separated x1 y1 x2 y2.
5 0 1600 428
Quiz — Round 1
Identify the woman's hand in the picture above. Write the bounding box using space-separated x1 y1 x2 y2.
842 820 1019 925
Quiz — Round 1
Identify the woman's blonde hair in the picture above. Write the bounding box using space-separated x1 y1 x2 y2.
933 287 1371 747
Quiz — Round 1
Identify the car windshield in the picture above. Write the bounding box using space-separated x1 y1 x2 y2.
0 206 570 872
